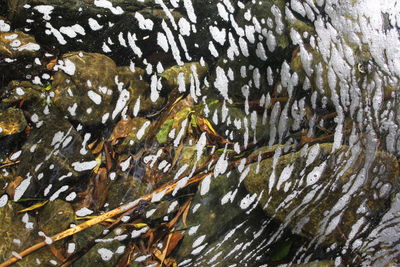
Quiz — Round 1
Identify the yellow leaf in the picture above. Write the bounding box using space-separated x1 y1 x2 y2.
17 200 49 213
93 153 102 174
133 223 148 228
197 117 217 135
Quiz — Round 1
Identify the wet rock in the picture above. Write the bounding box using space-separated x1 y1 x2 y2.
204 100 269 144
0 31 40 58
236 0 290 52
159 62 208 90
0 31 42 85
146 200 179 221
52 52 118 126
105 172 149 210
112 117 151 154
117 66 145 82
1 80 46 110
174 171 249 261
0 201 57 266
14 113 95 199
210 55 271 103
0 108 27 136
5 1 183 65
117 66 165 116
37 199 75 235
244 143 400 246
288 261 335 267
37 199 75 252
72 225 127 267
176 207 279 267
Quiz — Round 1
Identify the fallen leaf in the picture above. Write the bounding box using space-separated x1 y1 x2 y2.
6 176 23 199
91 167 110 210
196 116 233 145
181 200 191 228
171 141 184 168
156 119 174 143
165 231 184 257
92 153 102 174
46 58 57 70
159 232 173 266
88 139 104 155
104 143 113 171
133 223 148 229
167 199 191 229
17 200 49 213
49 244 66 262
108 118 135 144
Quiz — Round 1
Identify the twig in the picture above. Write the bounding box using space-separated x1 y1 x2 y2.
0 160 20 169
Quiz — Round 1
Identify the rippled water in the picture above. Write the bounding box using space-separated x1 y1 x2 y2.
0 0 400 266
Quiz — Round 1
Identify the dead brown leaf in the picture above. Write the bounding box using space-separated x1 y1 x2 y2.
6 176 23 199
46 58 57 71
165 231 184 257
80 167 110 211
167 199 192 229
196 116 233 145
49 244 66 262
108 118 135 144
88 139 104 155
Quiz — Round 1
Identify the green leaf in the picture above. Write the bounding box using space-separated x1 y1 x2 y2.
156 119 174 143
190 114 198 128
271 239 292 261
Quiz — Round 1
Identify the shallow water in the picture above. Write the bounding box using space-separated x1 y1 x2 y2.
0 0 400 266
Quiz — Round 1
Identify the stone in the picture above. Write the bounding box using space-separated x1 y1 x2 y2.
52 52 118 126
14 112 95 199
244 143 400 246
0 108 27 137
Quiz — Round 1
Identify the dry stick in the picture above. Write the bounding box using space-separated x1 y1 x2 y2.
0 160 20 169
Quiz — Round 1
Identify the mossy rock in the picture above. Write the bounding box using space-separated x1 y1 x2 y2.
0 108 27 137
244 143 400 245
0 201 57 266
52 52 118 126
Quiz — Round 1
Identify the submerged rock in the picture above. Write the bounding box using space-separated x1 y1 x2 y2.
0 108 27 136
0 201 57 266
37 199 75 236
159 62 209 90
0 31 42 85
1 80 45 109
72 225 127 267
244 143 400 246
174 170 260 263
117 66 165 116
0 31 40 58
14 113 95 200
52 52 118 126
105 172 149 210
